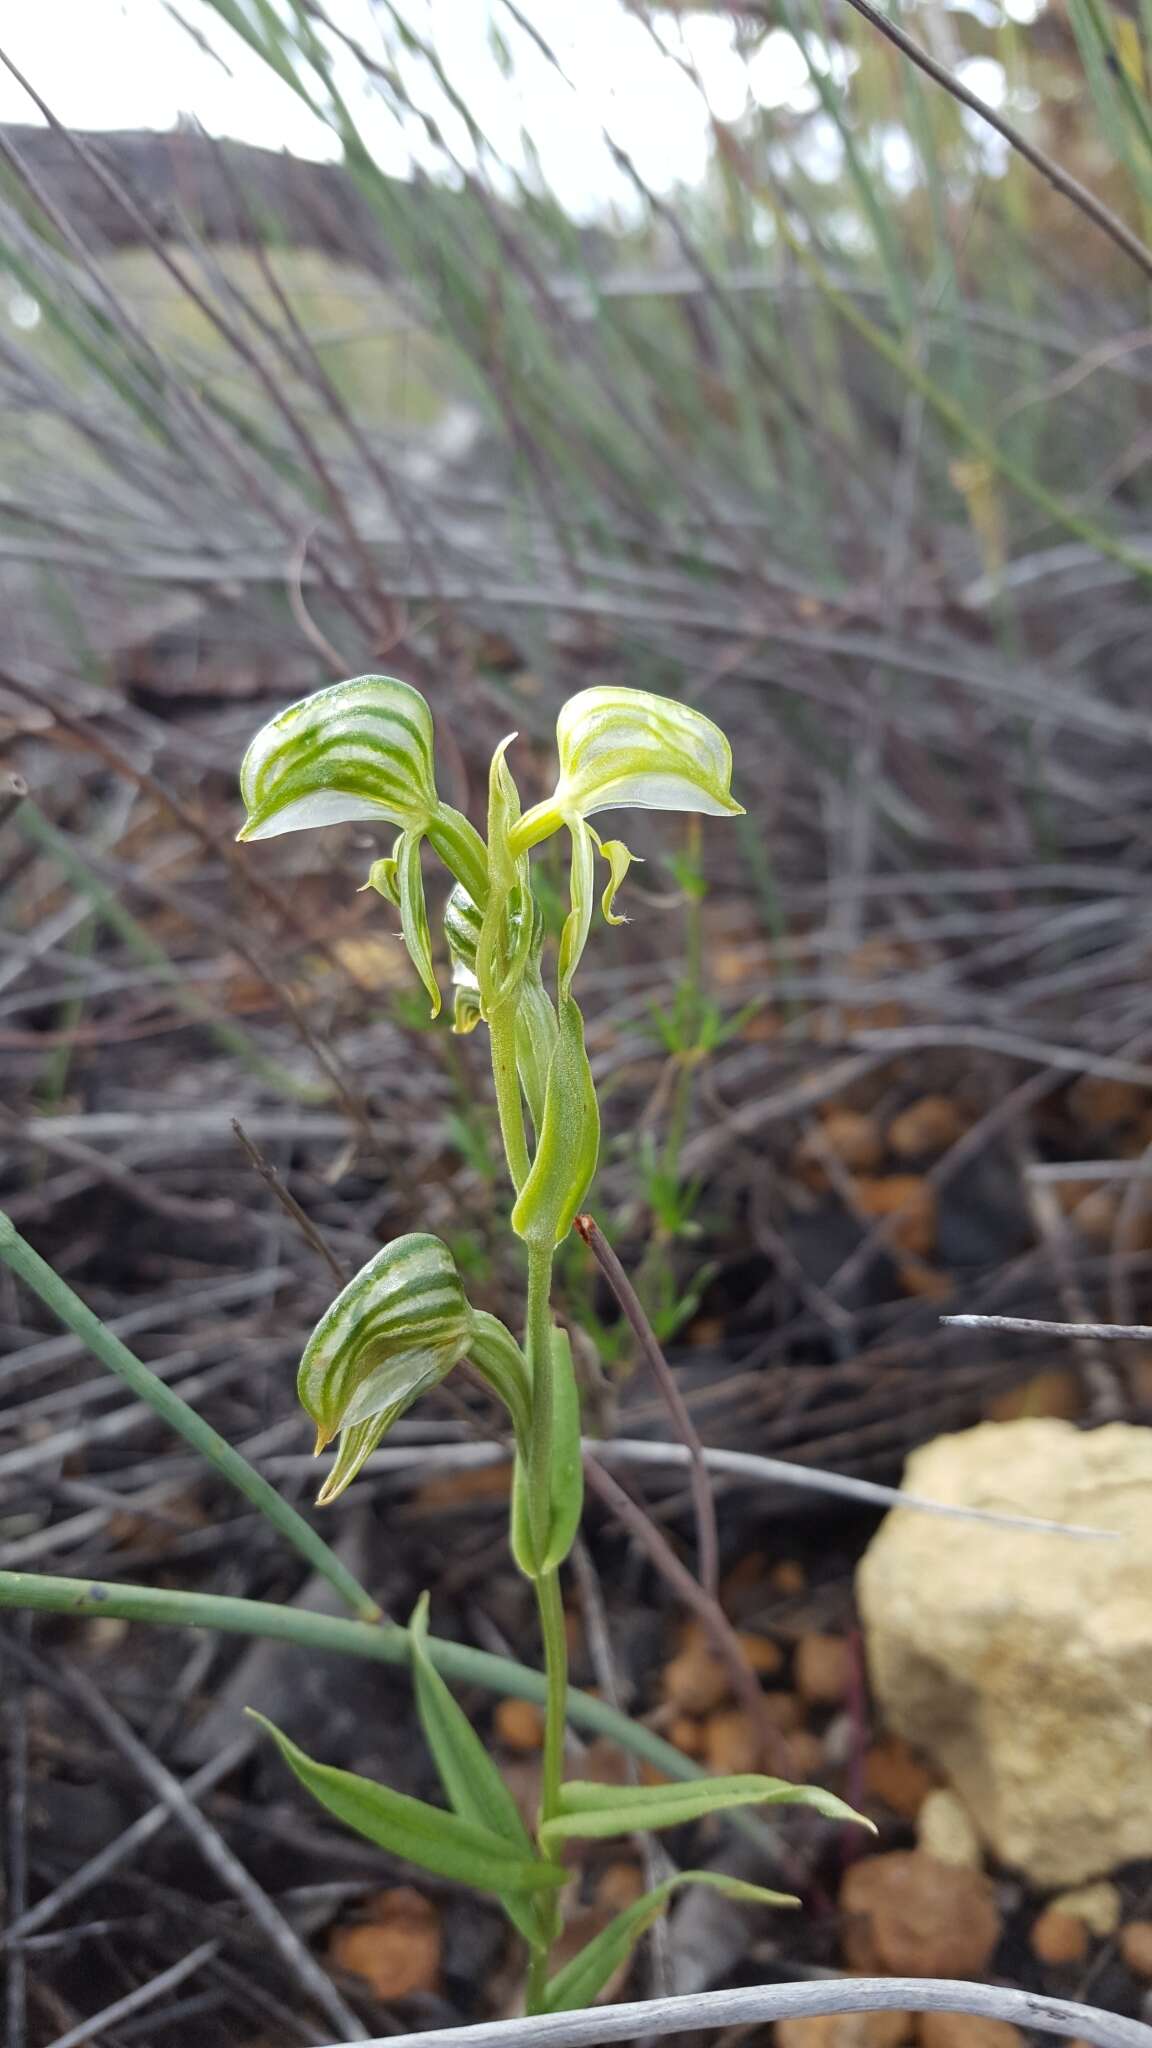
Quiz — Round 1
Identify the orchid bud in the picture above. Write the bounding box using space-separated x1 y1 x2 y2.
300 1235 473 1482
444 881 484 978
299 1235 532 1505
446 880 557 1130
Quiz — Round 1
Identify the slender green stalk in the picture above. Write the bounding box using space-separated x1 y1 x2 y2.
526 1566 569 2013
522 1236 567 2006
0 1568 744 1800
524 1241 557 1565
0 1212 380 1622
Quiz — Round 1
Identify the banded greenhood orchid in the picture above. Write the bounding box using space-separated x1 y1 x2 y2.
239 675 439 842
508 687 744 854
298 1233 530 1505
238 674 488 906
506 687 743 994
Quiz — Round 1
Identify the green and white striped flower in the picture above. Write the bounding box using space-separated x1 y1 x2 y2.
238 674 488 906
300 1234 471 1447
505 687 743 995
239 675 439 843
299 1233 530 1505
509 687 744 852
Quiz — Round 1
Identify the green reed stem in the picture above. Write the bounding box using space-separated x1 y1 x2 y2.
0 1567 772 1811
0 1212 380 1622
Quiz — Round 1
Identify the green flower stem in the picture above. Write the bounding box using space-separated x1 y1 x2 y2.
0 1212 380 1623
527 1565 569 2011
0 1568 758 1804
524 1239 567 2012
524 1241 558 1568
488 997 531 1192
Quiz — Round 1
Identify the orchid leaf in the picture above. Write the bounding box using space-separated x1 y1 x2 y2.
511 1326 583 1576
249 1713 566 1897
540 1773 873 1845
541 1870 797 2013
511 996 599 1248
409 1595 542 1945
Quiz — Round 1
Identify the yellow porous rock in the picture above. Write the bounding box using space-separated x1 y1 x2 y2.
857 1419 1152 1886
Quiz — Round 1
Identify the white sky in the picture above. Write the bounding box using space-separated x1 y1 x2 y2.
0 0 840 217
0 0 1037 218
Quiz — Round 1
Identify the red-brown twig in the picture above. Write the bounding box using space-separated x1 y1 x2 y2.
575 1212 719 1602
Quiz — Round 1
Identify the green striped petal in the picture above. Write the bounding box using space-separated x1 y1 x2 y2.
298 1234 473 1457
238 675 439 842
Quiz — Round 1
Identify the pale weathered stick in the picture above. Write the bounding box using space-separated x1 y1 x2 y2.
945 1313 1152 1341
265 1435 1115 1538
320 1976 1152 2048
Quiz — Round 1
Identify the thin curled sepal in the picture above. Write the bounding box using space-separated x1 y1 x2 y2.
395 830 441 1018
365 837 441 1017
509 685 744 856
238 675 439 842
510 995 599 1248
594 828 636 923
300 1233 472 1468
558 823 639 998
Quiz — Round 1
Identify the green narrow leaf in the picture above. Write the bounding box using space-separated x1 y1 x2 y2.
513 967 558 1137
511 1328 584 1578
511 996 600 1248
248 1712 566 1897
409 1596 542 1946
540 1773 873 1846
409 1595 532 1848
541 1871 797 2014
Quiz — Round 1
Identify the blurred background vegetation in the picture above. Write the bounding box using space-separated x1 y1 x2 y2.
8 5 1152 2039
5 0 1152 1501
